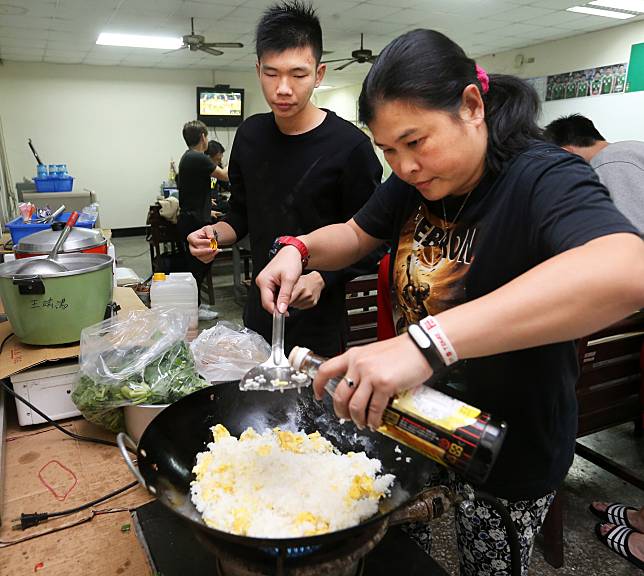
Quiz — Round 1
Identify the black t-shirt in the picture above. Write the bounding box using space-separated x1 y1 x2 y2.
222 110 383 355
177 149 215 227
354 141 639 500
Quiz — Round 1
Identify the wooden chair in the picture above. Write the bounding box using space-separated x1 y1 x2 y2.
541 310 644 567
345 274 379 347
145 204 215 305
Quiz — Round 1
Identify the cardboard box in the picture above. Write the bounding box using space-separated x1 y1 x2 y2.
1 401 153 575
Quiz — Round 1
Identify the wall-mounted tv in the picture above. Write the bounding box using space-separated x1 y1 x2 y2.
197 86 244 127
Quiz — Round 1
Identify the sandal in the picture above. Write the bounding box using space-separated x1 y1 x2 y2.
595 523 644 570
589 503 637 529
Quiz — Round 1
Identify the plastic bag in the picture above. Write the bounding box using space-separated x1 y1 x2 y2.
72 308 208 432
190 321 271 382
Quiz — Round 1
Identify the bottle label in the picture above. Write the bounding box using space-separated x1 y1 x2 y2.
393 386 480 432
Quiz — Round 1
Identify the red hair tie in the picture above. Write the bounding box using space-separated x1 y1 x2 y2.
476 64 490 94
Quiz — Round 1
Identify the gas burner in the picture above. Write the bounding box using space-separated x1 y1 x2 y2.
198 520 388 576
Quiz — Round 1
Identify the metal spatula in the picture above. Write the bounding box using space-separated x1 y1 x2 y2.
239 309 311 392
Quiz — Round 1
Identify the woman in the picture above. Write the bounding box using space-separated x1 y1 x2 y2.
251 30 644 574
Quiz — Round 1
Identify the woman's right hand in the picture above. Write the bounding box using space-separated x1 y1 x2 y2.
256 245 304 314
187 225 219 264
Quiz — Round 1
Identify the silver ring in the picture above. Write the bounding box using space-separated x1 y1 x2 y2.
342 376 355 388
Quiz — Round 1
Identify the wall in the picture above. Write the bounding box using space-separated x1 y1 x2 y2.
0 62 267 229
317 19 644 147
478 19 644 140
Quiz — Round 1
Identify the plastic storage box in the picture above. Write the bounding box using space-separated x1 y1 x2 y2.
33 176 74 192
10 362 81 426
6 211 97 245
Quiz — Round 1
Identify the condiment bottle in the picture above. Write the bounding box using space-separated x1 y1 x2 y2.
289 346 507 485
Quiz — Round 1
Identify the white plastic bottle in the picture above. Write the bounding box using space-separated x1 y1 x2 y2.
150 273 198 337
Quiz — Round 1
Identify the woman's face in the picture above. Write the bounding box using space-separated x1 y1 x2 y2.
369 87 488 200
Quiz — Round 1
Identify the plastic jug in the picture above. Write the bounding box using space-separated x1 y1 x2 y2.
150 272 198 333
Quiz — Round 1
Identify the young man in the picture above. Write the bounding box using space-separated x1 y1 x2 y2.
544 114 644 231
176 120 219 319
188 1 383 355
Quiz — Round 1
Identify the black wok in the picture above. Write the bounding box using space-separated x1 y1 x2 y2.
119 382 440 549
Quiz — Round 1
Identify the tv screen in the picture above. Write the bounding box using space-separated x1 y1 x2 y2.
197 87 244 127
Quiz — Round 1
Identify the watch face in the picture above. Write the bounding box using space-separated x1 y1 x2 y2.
268 238 282 260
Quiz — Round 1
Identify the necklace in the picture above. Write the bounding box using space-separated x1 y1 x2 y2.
441 189 473 241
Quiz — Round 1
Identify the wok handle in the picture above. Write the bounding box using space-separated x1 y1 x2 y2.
116 432 147 489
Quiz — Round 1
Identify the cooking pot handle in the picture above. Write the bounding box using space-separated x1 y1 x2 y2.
116 432 147 489
12 275 45 295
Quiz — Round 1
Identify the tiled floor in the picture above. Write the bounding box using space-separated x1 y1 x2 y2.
112 235 644 576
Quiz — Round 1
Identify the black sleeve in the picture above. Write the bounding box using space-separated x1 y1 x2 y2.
203 155 216 175
353 173 410 241
527 152 640 258
221 131 249 240
318 139 386 288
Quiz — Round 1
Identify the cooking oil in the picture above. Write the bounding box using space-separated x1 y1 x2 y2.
289 346 507 484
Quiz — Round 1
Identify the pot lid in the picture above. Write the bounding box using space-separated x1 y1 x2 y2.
0 253 113 279
16 226 105 253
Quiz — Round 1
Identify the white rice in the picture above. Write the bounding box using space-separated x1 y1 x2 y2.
190 424 396 538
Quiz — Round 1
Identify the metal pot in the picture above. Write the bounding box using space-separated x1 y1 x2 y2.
15 225 107 259
0 253 113 345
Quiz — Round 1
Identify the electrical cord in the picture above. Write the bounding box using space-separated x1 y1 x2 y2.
0 379 122 450
0 357 141 531
474 490 522 576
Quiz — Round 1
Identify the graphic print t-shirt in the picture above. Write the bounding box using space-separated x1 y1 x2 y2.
354 142 639 500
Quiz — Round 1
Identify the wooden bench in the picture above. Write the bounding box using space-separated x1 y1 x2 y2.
345 274 379 347
542 310 644 567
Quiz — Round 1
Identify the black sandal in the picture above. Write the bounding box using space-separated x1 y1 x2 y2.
589 503 637 529
595 522 644 570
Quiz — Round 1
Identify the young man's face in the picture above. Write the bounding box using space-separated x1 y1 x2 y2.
256 46 326 120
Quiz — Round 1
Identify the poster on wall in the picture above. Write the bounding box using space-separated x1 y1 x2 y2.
545 63 627 101
626 42 644 93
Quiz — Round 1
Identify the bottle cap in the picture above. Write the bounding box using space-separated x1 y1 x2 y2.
153 273 166 281
288 346 311 370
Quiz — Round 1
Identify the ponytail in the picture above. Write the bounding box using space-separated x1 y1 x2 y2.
359 30 543 175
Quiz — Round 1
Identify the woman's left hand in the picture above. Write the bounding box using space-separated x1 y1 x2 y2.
314 334 433 430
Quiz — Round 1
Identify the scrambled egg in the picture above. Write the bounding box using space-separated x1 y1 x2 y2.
189 425 395 538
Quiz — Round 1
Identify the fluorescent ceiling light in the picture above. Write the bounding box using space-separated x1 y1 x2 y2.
567 5 636 17
96 32 183 50
315 85 334 90
589 0 644 12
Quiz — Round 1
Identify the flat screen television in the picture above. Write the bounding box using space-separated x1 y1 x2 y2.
196 86 244 127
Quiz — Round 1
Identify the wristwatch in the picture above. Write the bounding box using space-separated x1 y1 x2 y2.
269 236 310 268
407 323 448 380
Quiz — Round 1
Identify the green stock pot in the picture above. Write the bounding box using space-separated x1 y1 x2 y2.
0 253 113 345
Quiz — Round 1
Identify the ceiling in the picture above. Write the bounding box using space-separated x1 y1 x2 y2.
1 0 641 85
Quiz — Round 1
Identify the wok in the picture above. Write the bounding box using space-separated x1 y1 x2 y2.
119 381 440 549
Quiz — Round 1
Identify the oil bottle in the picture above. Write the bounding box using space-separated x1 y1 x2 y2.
289 346 507 485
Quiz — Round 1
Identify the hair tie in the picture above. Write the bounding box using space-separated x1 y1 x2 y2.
475 64 490 94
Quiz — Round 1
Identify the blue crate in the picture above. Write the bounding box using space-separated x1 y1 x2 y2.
6 211 97 245
33 175 74 192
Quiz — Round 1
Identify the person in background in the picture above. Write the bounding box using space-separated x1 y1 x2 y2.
188 0 383 356
255 28 644 575
176 120 219 320
544 114 644 231
205 140 230 218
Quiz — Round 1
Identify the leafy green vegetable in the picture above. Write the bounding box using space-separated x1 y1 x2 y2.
71 341 208 433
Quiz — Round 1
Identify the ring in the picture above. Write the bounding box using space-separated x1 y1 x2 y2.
342 376 355 388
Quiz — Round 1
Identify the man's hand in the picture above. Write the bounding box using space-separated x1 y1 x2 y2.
290 272 325 310
187 225 219 264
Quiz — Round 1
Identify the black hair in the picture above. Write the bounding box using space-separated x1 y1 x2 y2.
206 140 225 157
543 114 606 147
358 29 543 175
182 120 208 147
256 1 322 64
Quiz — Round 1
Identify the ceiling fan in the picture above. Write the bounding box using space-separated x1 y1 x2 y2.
169 17 244 56
321 34 378 71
